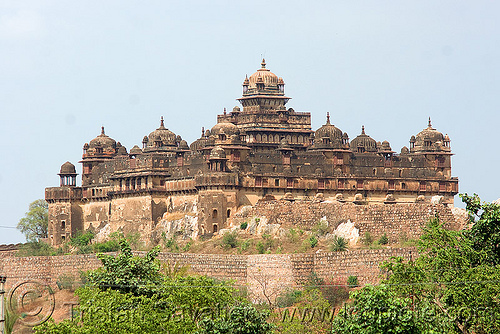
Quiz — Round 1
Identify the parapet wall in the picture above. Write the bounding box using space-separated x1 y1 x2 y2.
0 248 412 302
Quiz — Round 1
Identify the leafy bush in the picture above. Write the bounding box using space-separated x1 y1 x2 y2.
240 222 248 230
347 275 359 288
56 274 77 291
305 272 349 307
197 305 274 334
308 235 318 248
256 241 265 254
362 231 373 245
256 234 274 254
181 239 193 252
93 239 121 253
287 228 299 243
239 239 251 253
378 233 389 245
162 233 180 252
312 220 329 236
16 241 65 257
221 232 238 249
70 231 94 247
329 235 348 252
275 288 302 307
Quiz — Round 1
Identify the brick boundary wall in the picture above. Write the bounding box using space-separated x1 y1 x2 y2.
0 248 413 302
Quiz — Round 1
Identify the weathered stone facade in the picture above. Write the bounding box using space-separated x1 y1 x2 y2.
45 60 458 246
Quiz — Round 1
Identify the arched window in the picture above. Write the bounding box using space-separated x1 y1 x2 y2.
227 209 231 218
213 224 218 233
212 209 218 219
61 221 66 230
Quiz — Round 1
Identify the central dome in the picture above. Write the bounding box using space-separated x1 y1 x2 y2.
146 117 177 147
248 59 279 88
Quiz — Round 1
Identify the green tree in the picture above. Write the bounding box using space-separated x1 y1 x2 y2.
86 239 163 296
461 193 500 265
381 216 500 333
331 285 420 334
17 199 48 242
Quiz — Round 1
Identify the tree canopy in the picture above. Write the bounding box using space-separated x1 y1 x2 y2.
332 195 500 334
17 199 48 242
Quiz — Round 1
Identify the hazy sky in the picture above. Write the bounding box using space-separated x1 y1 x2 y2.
1 1 499 244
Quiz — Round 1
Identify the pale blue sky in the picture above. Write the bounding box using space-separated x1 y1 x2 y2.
1 1 499 244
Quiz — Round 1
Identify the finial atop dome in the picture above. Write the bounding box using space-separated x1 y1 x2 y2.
326 112 331 125
201 127 205 138
160 116 165 128
101 126 105 135
428 117 432 128
261 58 266 68
361 125 365 135
224 107 226 115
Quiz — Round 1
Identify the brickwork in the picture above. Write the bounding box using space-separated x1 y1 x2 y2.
0 248 414 302
231 201 462 242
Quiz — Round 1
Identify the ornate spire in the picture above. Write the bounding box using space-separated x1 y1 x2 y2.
224 108 226 115
202 127 205 138
261 58 266 68
101 126 105 135
361 125 365 135
326 112 331 125
160 116 165 128
428 117 432 128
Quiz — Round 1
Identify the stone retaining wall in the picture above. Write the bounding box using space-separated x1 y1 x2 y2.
232 201 463 242
0 248 412 302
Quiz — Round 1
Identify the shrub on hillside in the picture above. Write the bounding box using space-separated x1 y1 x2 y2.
378 233 389 245
308 235 319 248
329 235 348 252
347 275 359 288
221 232 238 249
362 231 373 246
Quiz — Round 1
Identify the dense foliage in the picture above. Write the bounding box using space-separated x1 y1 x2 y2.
35 240 273 334
334 195 500 334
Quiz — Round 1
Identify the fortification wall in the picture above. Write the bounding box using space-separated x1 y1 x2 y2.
0 248 412 302
231 201 462 242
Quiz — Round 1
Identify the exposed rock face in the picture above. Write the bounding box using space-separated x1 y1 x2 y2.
328 219 360 245
154 212 199 241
